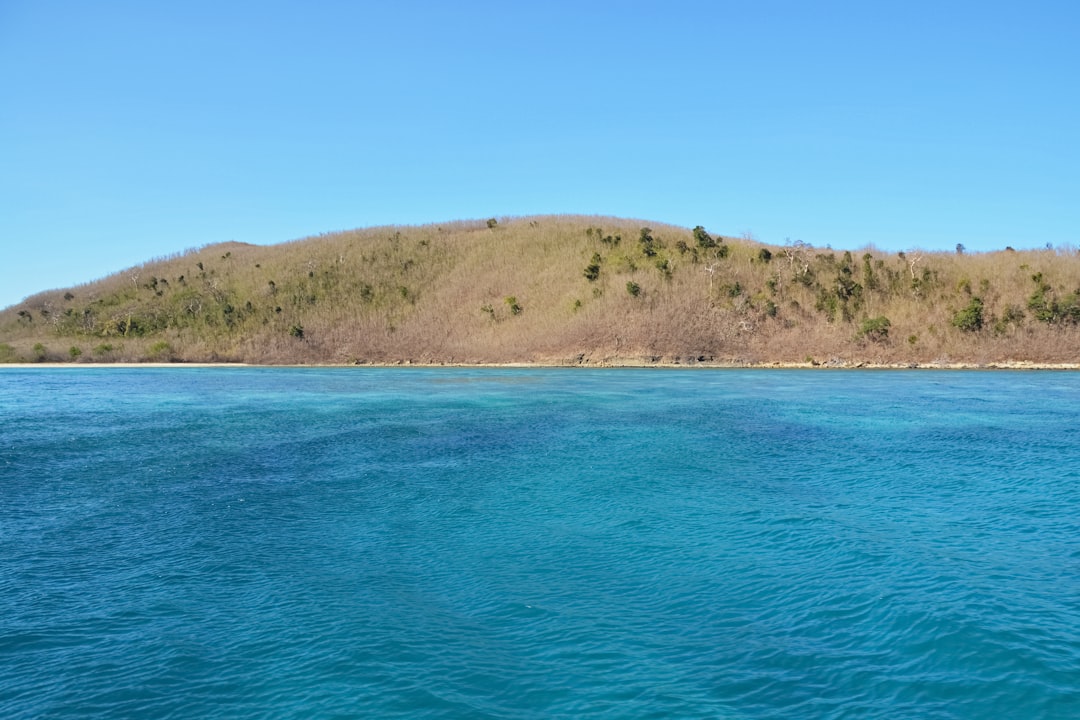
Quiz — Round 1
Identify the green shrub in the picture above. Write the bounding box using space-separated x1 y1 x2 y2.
626 281 641 297
583 254 601 281
693 226 716 249
69 346 83 359
719 282 742 298
994 305 1025 334
638 228 657 257
505 296 522 315
1028 274 1056 322
816 290 840 321
149 341 174 360
858 316 891 342
1061 292 1080 323
1028 273 1080 324
289 324 304 339
952 297 984 332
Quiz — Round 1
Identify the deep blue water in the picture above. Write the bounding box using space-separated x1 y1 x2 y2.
1 367 1078 719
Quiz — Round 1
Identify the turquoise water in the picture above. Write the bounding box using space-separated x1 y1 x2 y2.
1 368 1078 719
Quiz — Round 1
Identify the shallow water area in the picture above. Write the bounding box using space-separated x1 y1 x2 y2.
2 367 1079 718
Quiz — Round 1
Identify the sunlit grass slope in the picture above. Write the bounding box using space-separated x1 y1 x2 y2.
3 215 1080 365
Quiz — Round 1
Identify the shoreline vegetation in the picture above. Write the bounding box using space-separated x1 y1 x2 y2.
5 360 1080 370
3 214 1079 367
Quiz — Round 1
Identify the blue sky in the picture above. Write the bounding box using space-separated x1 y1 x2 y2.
2 1 1078 308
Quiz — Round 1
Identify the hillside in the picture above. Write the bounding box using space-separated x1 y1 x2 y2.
2 215 1080 366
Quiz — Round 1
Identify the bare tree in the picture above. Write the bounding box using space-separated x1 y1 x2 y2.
907 251 923 280
704 263 718 293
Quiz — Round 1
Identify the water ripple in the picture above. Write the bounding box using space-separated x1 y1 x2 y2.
2 368 1079 718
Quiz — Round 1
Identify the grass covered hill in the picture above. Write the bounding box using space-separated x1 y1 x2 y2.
2 215 1080 365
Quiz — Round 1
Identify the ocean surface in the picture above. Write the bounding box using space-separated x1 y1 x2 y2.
1 367 1078 719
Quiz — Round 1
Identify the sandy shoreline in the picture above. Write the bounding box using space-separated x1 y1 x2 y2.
4 360 1080 370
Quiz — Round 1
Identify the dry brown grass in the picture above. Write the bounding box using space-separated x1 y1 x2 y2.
3 216 1080 365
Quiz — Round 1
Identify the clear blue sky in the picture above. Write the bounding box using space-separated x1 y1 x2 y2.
2 0 1078 308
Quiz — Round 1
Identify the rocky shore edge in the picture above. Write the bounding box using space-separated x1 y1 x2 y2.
6 357 1080 370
